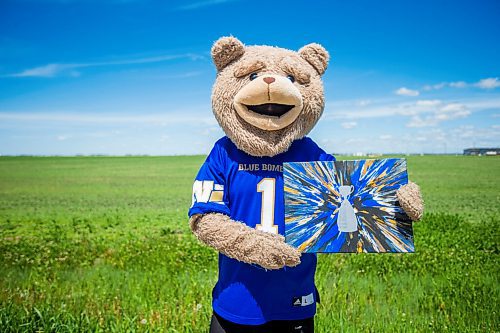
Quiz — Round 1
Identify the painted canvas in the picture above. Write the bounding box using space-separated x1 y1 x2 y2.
283 159 414 253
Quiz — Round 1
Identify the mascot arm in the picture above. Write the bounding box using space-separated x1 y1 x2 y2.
396 181 424 221
189 213 301 270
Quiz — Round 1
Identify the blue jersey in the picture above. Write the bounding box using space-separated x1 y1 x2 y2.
188 136 335 325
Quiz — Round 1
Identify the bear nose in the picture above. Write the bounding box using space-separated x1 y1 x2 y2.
263 77 275 84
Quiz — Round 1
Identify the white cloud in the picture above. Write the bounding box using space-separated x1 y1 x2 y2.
325 97 500 121
359 125 500 154
475 77 500 89
0 111 217 125
341 121 358 129
379 134 392 140
201 126 223 136
422 82 447 91
324 96 500 131
406 116 432 128
434 110 470 121
0 109 223 155
449 125 500 142
407 102 470 127
423 77 499 91
5 53 204 78
357 99 371 106
11 64 71 78
416 100 442 107
449 81 467 88
165 71 204 79
440 103 467 113
395 87 420 96
345 138 365 144
433 82 446 90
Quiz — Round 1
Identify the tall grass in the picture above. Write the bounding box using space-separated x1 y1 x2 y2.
0 155 498 332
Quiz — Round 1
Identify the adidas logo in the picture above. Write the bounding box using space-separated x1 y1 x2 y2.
292 293 314 307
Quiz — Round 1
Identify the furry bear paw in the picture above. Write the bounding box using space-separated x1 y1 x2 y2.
189 213 301 270
251 231 301 270
396 181 424 221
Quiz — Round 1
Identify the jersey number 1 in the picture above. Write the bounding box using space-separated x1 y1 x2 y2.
256 178 278 234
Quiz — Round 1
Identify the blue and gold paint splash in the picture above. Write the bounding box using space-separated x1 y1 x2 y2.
283 159 414 253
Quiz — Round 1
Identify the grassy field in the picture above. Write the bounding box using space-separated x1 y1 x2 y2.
0 155 498 332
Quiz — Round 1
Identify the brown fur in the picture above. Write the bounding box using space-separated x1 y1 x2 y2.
211 39 329 157
298 43 330 75
190 213 301 270
211 36 245 72
397 181 424 221
191 37 423 271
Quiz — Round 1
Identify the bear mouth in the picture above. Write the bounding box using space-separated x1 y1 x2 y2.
245 103 295 117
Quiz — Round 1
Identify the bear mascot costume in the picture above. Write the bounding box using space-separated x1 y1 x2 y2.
188 36 423 333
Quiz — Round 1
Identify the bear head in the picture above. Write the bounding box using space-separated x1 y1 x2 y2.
211 36 329 157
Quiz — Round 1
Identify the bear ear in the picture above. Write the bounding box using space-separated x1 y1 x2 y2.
211 36 245 71
298 43 329 75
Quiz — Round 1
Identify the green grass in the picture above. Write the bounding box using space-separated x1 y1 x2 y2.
0 155 498 332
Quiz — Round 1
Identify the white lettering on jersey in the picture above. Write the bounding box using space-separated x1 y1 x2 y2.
191 180 224 207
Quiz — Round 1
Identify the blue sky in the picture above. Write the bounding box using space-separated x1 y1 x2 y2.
1 0 499 155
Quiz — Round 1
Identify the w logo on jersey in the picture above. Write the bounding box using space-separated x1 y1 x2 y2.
191 180 225 207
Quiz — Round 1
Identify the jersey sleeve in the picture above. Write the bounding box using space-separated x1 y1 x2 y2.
188 141 230 217
302 137 336 162
318 150 336 162
315 140 336 162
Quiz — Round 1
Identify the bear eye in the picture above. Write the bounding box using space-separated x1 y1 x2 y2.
286 74 295 83
249 73 258 81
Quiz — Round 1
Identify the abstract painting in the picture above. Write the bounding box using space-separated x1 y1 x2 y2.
283 159 414 253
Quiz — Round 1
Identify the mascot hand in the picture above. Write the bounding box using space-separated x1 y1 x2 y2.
190 213 301 269
396 181 424 221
